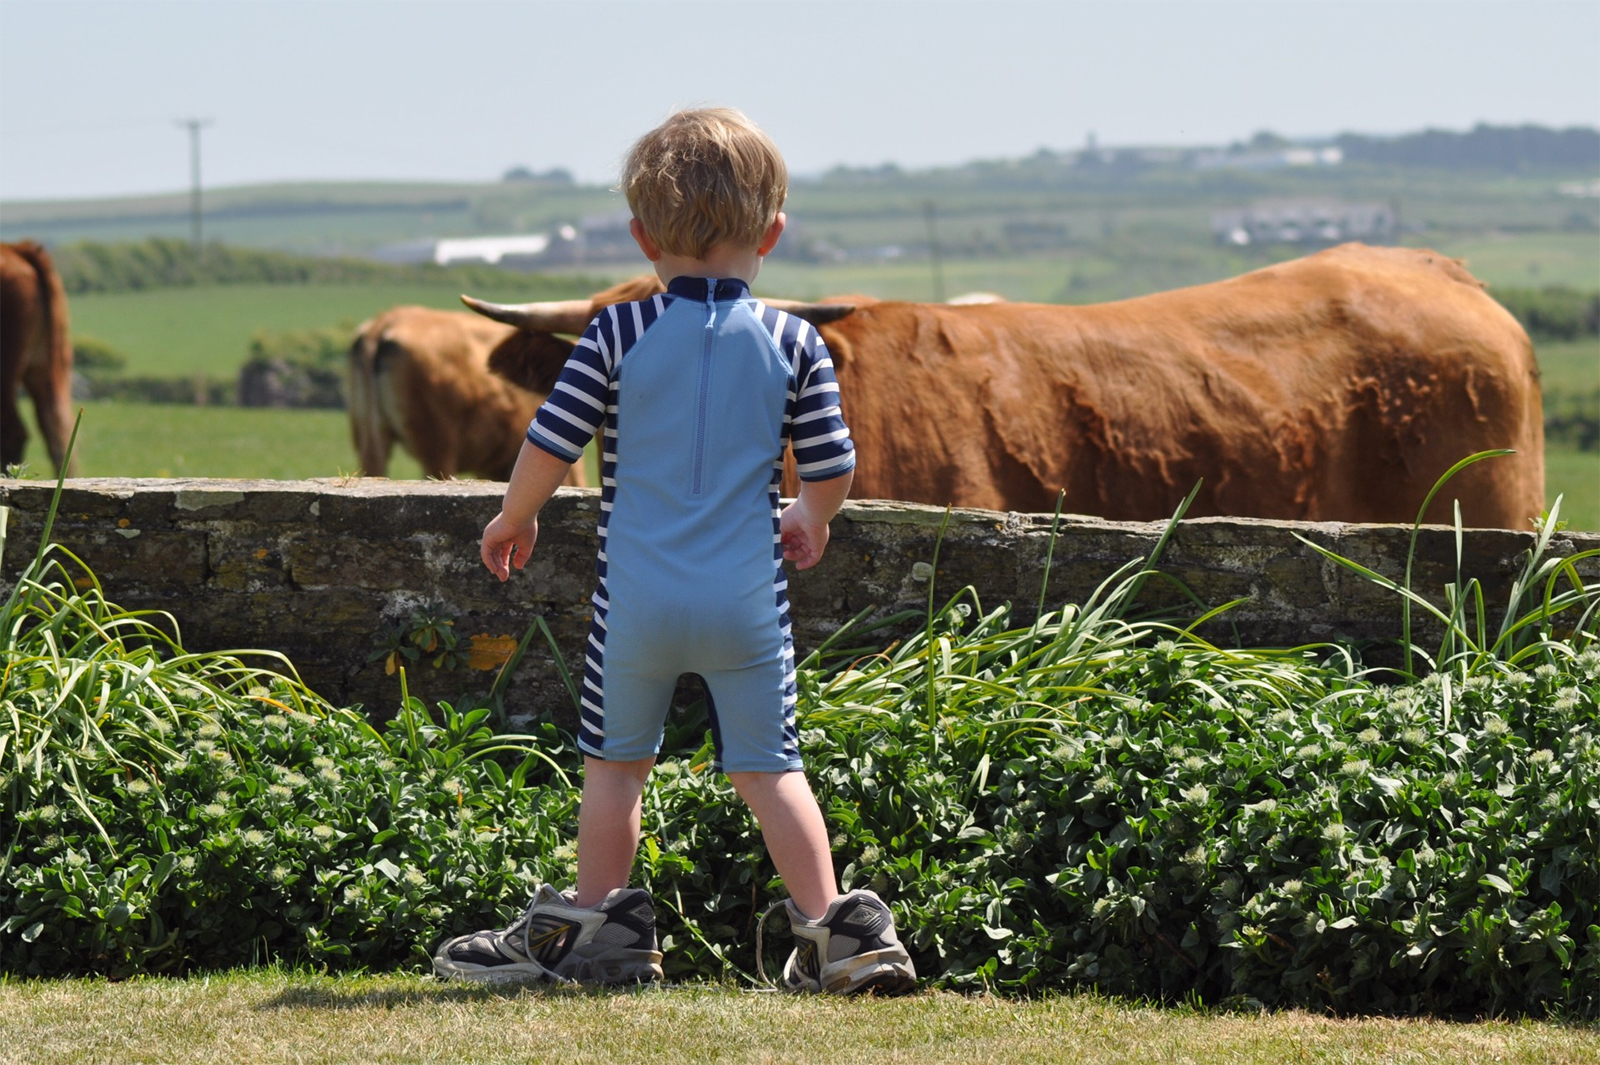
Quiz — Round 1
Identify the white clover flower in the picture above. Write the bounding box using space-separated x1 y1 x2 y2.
1553 688 1582 714
1575 649 1600 675
263 714 289 729
1416 846 1436 865
267 784 293 801
1282 878 1304 896
209 749 233 766
403 866 427 888
1357 728 1380 745
1153 639 1178 657
282 771 308 788
1530 749 1555 767
1246 798 1278 816
125 779 152 796
1401 727 1427 746
197 723 223 739
1482 716 1510 737
1322 823 1348 842
65 850 87 868
1183 845 1208 866
1534 664 1558 681
1542 791 1562 809
317 767 341 785
312 756 335 771
177 855 198 874
1183 756 1206 772
1342 759 1371 777
242 830 268 847
1462 675 1492 692
268 865 289 884
1270 709 1296 726
1442 771 1460 788
1181 784 1211 803
193 740 217 755
1221 875 1243 899
1299 744 1323 759
860 845 882 865
202 803 226 819
343 885 364 904
311 824 336 840
1326 740 1348 755
1103 735 1125 751
1091 773 1117 795
150 719 176 736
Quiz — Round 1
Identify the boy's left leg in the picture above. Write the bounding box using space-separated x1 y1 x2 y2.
731 770 916 995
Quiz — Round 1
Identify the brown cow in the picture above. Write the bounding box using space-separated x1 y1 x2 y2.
1 241 76 475
348 278 679 481
468 244 1545 528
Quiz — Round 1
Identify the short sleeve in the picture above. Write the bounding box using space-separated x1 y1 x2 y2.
526 314 613 463
788 331 855 482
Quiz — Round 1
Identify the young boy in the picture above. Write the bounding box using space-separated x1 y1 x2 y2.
432 108 915 995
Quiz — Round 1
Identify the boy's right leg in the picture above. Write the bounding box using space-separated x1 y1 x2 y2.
431 756 662 985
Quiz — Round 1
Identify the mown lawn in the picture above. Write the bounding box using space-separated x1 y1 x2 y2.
2 973 1596 1065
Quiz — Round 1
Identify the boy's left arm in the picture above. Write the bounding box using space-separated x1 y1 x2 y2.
481 441 577 581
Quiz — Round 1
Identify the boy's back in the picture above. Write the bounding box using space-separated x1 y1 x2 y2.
528 274 853 770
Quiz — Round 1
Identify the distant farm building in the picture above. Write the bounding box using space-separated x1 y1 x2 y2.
1212 202 1397 247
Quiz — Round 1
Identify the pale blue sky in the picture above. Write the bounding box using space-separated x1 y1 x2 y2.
2 0 1596 202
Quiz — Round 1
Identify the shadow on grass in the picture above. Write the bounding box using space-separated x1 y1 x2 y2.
257 977 677 1012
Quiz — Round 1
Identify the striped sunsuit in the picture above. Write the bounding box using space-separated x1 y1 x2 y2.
526 275 856 772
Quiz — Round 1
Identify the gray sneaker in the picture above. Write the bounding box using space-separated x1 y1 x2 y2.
777 889 916 995
432 884 664 985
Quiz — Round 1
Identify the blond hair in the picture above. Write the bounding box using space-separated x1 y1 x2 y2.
621 108 788 259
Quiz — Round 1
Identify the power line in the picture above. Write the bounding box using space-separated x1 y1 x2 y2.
175 117 213 250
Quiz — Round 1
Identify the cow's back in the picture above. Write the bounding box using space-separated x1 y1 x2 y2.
820 244 1543 527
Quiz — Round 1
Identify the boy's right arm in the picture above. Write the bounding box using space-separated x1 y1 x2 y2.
482 441 577 581
779 467 853 571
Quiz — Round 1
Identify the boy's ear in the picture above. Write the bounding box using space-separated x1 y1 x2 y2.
629 218 662 262
758 212 786 257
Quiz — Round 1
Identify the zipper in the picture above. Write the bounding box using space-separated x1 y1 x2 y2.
691 281 716 496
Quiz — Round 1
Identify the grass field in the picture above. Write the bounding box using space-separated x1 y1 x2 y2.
2 973 1595 1065
69 282 548 379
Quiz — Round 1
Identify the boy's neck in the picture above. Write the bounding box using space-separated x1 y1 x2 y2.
650 244 764 287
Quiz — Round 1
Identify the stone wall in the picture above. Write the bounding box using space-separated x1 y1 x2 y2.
3 478 1594 724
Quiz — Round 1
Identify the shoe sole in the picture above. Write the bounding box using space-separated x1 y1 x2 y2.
434 949 664 987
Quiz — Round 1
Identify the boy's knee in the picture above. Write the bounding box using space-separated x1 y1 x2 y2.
584 755 655 786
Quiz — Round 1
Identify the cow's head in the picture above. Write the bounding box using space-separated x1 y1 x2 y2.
461 274 857 393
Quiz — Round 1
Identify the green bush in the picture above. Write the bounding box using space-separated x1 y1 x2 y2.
71 336 129 373
237 326 352 409
1492 286 1600 341
2 475 1597 1018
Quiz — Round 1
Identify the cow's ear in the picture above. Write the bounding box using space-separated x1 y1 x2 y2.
487 332 575 394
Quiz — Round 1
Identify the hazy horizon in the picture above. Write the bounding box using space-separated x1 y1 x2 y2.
3 0 1597 204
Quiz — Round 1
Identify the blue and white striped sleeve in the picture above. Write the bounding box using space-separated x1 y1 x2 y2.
789 328 856 482
526 313 612 463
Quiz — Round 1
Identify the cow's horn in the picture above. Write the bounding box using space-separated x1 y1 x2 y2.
765 299 856 325
460 295 594 334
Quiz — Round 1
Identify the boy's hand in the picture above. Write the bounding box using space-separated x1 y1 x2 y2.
481 511 538 581
779 501 830 570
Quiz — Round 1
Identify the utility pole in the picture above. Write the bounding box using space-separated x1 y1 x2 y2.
176 118 212 253
923 200 946 303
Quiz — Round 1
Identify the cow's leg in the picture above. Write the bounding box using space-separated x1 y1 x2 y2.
21 356 76 475
0 378 26 469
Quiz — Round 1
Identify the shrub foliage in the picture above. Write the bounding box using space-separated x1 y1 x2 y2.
2 478 1597 1018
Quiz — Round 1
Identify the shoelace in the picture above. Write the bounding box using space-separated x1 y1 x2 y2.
501 892 579 985
753 899 792 988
